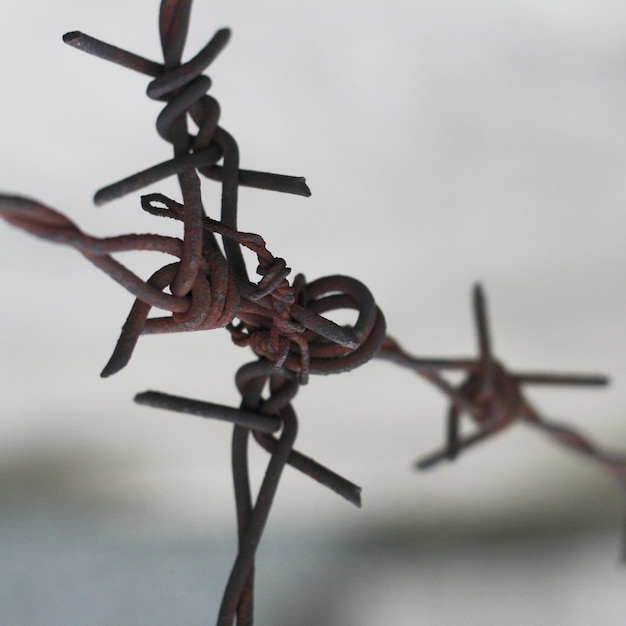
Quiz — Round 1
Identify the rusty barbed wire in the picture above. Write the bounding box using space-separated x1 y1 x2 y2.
1 2 384 622
377 285 626 490
1 0 626 623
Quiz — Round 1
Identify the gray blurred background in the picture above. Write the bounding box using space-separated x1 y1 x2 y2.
1 0 626 623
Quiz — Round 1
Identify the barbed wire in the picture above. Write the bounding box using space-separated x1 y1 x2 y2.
378 286 626 486
1 0 625 623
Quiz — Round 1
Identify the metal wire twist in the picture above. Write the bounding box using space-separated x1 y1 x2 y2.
377 285 626 492
2 2 385 622
2 1 626 623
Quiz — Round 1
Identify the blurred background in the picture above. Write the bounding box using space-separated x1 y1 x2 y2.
1 0 626 623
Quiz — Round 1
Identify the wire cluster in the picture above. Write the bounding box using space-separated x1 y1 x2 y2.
1 1 626 623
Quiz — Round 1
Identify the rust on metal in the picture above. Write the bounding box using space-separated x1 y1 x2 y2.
377 286 624 488
1 1 625 623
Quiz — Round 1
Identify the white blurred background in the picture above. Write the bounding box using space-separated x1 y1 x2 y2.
1 0 626 623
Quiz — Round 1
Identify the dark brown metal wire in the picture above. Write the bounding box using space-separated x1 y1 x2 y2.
377 285 626 491
1 3 381 622
1 1 626 623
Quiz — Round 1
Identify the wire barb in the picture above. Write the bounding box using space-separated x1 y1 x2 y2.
376 285 626 493
1 1 626 623
1 3 381 621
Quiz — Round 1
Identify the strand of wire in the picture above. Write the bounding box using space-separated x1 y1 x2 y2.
375 285 626 493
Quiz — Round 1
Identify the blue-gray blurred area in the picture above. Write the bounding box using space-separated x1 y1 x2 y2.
2 0 626 623
1 484 625 625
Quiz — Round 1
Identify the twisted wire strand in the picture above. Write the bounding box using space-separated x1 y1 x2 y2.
60 4 380 621
62 29 311 203
224 363 298 626
522 404 626 488
0 195 188 312
0 176 383 388
236 360 362 506
0 14 382 626
376 285 626 494
62 0 386 386
2 1 625 623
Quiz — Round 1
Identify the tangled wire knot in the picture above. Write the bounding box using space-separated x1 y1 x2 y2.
2 1 626 623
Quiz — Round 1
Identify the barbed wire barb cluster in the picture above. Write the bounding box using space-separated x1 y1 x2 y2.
2 0 626 622
378 286 626 485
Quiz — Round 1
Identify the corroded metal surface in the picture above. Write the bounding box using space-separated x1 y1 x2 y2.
1 1 625 623
378 286 623 486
